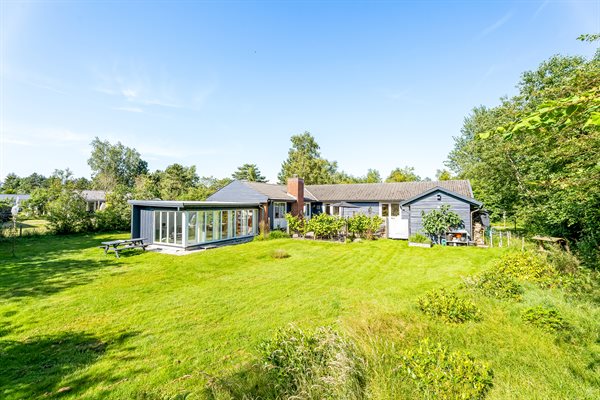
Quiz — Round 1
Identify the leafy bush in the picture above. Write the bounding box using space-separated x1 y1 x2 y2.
409 233 432 244
272 249 290 259
347 214 383 239
305 213 345 240
521 306 570 333
397 339 494 399
421 205 464 244
268 230 290 240
94 185 130 231
417 288 481 323
463 270 524 301
494 252 558 287
285 213 305 236
259 325 366 399
46 190 91 234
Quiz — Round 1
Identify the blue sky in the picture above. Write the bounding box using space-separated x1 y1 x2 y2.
1 1 599 183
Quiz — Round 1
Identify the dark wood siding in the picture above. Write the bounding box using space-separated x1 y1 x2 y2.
408 193 472 237
140 209 154 244
340 202 379 217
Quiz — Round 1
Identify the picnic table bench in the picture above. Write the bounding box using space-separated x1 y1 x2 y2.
99 238 148 258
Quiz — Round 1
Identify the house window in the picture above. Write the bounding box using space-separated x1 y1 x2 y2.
274 202 286 219
381 203 389 217
304 203 311 218
391 204 400 217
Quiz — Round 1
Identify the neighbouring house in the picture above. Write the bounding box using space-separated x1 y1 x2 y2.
80 190 107 212
128 177 486 250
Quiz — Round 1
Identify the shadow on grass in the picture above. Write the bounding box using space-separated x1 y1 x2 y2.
0 233 134 300
0 256 116 300
0 330 138 399
204 362 279 400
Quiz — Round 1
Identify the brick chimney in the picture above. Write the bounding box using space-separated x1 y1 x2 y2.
287 177 305 218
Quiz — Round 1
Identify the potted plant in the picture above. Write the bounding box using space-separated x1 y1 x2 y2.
408 233 432 248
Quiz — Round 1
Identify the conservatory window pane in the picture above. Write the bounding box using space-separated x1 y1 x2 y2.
221 210 229 239
214 211 221 240
236 210 243 236
161 212 169 243
154 211 160 242
175 212 183 245
206 212 213 241
187 212 197 244
246 210 254 235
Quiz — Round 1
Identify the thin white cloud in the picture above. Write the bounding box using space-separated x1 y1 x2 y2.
478 11 513 38
533 0 550 19
91 62 216 111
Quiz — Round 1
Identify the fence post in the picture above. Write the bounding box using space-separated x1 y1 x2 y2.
507 231 511 247
489 228 493 247
521 236 525 252
499 231 503 248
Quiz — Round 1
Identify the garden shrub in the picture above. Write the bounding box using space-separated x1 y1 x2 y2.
46 190 92 234
409 233 431 244
305 213 345 240
521 306 570 333
463 270 524 301
397 339 493 400
271 249 290 259
285 213 306 236
417 288 481 323
493 252 558 287
347 214 383 239
268 230 290 240
259 325 366 399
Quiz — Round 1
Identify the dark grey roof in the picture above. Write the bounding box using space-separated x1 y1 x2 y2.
80 190 107 202
400 186 482 207
305 180 474 202
241 181 318 202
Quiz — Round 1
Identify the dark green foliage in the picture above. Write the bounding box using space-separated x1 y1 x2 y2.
46 190 91 234
94 185 130 231
521 306 570 333
385 166 421 182
417 288 481 323
258 325 366 399
268 230 290 240
494 252 558 287
88 137 148 190
285 213 306 236
420 205 463 244
397 340 494 400
463 269 524 301
346 214 383 240
306 213 346 240
446 50 600 268
231 163 267 182
409 233 432 244
278 132 339 185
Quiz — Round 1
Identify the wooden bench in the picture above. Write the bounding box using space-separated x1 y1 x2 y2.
99 238 148 258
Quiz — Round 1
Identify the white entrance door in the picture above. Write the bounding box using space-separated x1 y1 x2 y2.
381 203 409 239
388 216 409 239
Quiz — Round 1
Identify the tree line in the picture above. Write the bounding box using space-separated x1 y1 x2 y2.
446 36 600 267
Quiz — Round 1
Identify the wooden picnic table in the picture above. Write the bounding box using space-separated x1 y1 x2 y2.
99 238 148 258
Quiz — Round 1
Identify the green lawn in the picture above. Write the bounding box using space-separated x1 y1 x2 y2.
0 235 598 399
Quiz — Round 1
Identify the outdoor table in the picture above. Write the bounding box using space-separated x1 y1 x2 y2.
99 238 147 258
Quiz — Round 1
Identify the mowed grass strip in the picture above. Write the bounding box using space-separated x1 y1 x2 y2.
0 234 598 399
